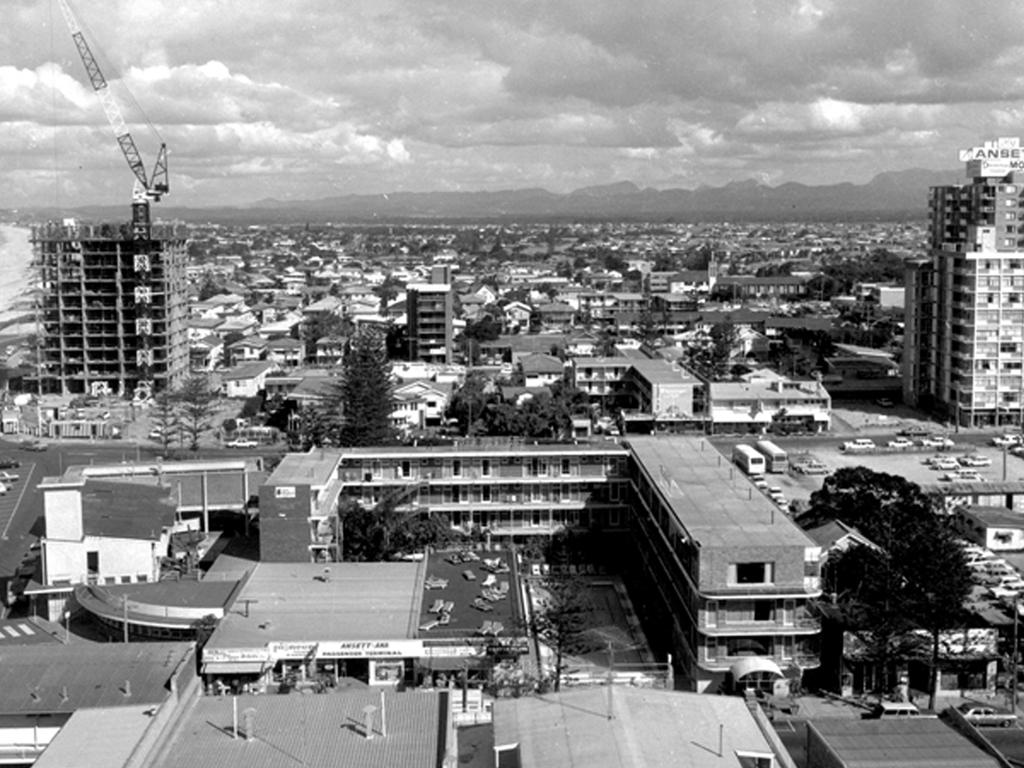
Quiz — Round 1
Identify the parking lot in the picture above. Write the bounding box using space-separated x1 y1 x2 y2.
713 434 1024 510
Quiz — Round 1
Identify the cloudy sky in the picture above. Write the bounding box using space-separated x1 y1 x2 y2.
3 0 1024 208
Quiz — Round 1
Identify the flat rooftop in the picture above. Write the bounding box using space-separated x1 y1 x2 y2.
266 450 341 487
205 562 424 650
627 436 815 549
154 690 447 768
0 642 193 715
33 705 162 768
336 440 630 459
494 687 775 768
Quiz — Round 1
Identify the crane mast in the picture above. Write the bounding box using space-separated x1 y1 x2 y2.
57 0 168 238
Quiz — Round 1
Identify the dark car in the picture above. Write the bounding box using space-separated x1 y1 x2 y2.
898 425 931 437
0 457 20 469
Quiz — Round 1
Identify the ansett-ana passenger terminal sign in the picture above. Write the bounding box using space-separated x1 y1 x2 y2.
960 137 1024 176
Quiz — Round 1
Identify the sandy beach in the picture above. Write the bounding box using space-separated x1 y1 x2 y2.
0 224 35 328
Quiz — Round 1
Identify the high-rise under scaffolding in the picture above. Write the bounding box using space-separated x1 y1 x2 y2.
31 219 189 399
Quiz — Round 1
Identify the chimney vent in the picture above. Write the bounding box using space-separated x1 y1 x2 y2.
362 705 377 740
121 680 132 697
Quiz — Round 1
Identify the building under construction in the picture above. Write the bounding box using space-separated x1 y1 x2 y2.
31 219 189 398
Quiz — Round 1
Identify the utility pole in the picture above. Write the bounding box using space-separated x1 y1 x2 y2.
1013 593 1019 715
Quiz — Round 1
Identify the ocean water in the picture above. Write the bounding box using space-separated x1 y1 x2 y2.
0 225 35 324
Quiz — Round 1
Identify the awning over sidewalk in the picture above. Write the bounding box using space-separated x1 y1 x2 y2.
729 657 784 681
202 661 267 675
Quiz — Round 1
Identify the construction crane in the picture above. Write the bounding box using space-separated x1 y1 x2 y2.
56 0 168 238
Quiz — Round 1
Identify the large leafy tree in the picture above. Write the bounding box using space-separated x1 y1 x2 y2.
809 468 972 706
529 574 599 692
335 326 396 447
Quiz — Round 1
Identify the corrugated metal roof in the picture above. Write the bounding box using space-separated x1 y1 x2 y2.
155 690 446 768
808 719 1001 768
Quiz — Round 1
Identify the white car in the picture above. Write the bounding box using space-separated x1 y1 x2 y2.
959 455 992 468
942 470 983 483
928 458 960 471
0 471 19 483
920 435 955 449
226 438 258 449
992 434 1022 448
887 438 914 449
841 439 876 452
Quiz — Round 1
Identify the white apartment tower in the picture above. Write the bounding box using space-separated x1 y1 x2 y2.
905 137 1024 427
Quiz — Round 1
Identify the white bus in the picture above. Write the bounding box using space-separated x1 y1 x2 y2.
754 440 788 473
732 444 766 476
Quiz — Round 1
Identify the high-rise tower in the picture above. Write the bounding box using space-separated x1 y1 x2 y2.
904 137 1024 427
31 219 189 398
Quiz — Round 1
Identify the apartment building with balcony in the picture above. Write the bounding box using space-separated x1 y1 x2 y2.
258 440 632 562
31 219 189 398
905 137 1024 427
625 436 822 693
406 283 453 364
571 356 700 430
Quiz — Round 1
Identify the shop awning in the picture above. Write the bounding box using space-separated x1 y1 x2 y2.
418 657 490 671
729 657 784 681
203 661 267 675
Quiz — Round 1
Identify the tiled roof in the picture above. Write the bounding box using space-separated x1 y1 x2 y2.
0 642 192 715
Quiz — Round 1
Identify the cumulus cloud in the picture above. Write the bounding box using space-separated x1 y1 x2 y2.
3 0 1024 205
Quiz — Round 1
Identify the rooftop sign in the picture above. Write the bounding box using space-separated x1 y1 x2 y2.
959 137 1024 177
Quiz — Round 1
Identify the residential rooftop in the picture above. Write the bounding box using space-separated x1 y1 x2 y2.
626 436 815 549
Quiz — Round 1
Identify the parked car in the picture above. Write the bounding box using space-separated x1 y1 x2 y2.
226 439 258 449
927 457 960 471
887 438 914 449
957 704 1018 727
959 455 992 468
992 434 1022 448
0 471 19 483
920 435 955 449
841 439 876 452
0 457 20 469
862 701 922 719
0 482 8 495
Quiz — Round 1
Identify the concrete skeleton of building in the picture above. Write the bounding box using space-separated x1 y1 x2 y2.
31 219 189 398
905 136 1024 427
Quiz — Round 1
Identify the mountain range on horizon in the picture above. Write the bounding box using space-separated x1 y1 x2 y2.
12 167 964 224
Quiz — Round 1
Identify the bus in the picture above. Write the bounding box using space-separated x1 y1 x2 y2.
754 440 788 473
732 444 766 476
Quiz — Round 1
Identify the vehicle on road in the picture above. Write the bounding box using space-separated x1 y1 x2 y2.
959 455 992 468
0 457 20 469
19 440 47 452
875 398 895 408
887 438 914 449
957 704 1018 727
226 439 259 449
841 438 876 452
794 460 829 475
898 425 931 437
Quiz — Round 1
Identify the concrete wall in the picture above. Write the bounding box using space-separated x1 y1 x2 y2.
43 487 83 541
44 536 158 585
